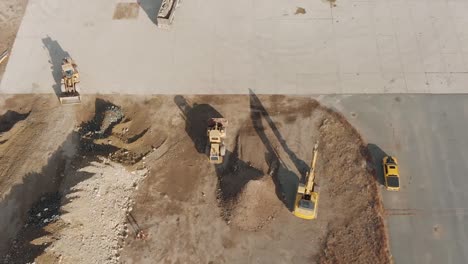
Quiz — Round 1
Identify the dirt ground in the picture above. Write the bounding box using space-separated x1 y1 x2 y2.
0 94 390 264
0 0 28 80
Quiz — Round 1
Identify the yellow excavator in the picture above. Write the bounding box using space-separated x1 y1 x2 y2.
59 57 81 105
293 142 320 220
206 118 228 164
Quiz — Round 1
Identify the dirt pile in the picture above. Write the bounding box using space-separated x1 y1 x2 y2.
78 99 153 166
228 176 283 231
40 99 156 263
314 111 390 264
0 97 162 263
216 121 284 231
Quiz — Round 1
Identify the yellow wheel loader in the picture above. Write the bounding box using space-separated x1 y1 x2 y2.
206 118 228 164
59 57 81 105
293 142 320 220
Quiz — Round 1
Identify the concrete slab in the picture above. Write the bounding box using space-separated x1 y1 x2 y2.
405 73 430 93
316 95 468 264
2 0 468 94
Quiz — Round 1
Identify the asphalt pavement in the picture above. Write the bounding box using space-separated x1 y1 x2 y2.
317 94 468 264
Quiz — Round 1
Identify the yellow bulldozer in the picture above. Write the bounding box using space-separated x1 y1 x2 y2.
293 142 320 220
59 57 81 105
206 118 228 164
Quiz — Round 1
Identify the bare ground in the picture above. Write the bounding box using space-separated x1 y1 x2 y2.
0 0 28 80
0 94 390 263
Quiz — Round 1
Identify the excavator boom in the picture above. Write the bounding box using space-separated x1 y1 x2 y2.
293 141 320 220
305 142 319 193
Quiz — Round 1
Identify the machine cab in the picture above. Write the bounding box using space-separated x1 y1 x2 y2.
293 184 319 220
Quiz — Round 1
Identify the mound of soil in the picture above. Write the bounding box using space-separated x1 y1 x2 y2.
216 120 284 231
212 94 390 262
314 111 390 264
0 96 164 263
229 176 283 231
78 99 153 165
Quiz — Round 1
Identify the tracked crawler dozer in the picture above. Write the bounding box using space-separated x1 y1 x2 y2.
206 118 228 164
59 57 81 105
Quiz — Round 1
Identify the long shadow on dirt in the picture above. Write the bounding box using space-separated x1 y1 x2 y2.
367 143 388 185
0 98 146 262
0 110 30 133
249 90 305 211
174 94 304 213
42 36 70 98
249 90 309 174
215 148 264 206
139 0 162 25
0 133 94 263
174 95 224 154
174 95 264 219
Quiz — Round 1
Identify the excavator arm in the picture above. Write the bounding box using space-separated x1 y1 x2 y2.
305 142 319 194
293 141 320 220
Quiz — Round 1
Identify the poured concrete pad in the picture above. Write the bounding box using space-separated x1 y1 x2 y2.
1 0 468 94
317 95 468 264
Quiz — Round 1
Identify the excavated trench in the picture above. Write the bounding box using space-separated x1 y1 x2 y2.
1 133 76 263
1 99 153 263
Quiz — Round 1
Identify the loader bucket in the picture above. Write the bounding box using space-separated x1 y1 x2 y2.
59 95 81 105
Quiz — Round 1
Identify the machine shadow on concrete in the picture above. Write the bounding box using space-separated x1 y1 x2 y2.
367 143 388 185
41 36 70 98
249 90 305 211
138 0 163 25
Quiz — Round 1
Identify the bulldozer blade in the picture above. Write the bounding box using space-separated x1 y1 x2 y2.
59 95 81 105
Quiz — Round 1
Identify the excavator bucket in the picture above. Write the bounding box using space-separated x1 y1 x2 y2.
59 94 81 105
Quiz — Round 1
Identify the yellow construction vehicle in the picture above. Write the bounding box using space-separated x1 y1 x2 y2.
206 118 228 164
59 57 81 105
293 142 319 220
383 156 401 191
